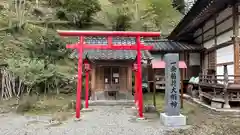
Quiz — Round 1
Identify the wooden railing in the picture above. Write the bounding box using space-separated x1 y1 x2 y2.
199 74 240 103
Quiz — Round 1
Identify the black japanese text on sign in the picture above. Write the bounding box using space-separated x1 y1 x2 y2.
170 62 178 108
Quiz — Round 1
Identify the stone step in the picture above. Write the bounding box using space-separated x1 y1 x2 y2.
87 100 135 106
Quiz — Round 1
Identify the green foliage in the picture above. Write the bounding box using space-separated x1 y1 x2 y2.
94 0 181 33
58 0 101 28
145 0 182 34
0 0 182 97
172 0 185 14
7 58 55 87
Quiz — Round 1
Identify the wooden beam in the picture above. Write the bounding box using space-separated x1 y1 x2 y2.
216 61 234 66
214 15 217 71
233 2 240 76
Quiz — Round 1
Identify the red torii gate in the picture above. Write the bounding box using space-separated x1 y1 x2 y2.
57 30 160 119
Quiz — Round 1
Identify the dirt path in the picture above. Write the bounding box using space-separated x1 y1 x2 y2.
0 106 173 135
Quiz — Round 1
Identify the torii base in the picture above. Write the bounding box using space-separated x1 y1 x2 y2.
136 117 146 121
74 117 82 122
81 108 94 112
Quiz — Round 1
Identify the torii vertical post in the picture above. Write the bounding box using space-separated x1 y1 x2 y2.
76 36 83 119
136 36 143 117
57 31 160 119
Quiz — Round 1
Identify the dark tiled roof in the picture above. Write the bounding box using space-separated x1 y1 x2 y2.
84 36 138 45
83 50 151 60
168 0 233 41
70 50 151 60
145 40 203 52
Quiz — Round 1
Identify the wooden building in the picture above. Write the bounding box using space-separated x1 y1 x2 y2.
168 0 240 108
71 37 203 100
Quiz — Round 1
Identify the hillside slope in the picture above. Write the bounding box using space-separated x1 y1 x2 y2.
0 0 181 98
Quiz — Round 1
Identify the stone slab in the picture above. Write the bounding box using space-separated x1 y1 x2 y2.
211 101 223 109
164 53 181 116
160 113 186 127
88 100 135 106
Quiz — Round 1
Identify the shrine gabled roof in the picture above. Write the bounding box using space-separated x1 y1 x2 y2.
69 37 203 60
168 0 233 42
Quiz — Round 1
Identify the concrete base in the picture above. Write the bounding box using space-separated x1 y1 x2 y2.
137 117 145 120
223 103 231 109
131 106 137 109
74 118 81 121
160 113 186 127
136 117 146 122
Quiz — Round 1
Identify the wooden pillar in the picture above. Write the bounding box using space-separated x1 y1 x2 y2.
233 2 240 76
91 65 96 99
180 69 184 108
127 66 132 91
91 65 96 90
153 70 156 107
184 52 189 79
147 59 152 92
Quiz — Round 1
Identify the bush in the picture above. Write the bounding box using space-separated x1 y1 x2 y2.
16 95 38 114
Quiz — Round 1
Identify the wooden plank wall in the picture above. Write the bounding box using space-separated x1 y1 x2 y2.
192 3 240 76
92 65 132 91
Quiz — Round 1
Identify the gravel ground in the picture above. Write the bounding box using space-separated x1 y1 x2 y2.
0 106 172 135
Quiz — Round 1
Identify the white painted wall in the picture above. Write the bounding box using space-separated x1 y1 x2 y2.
216 45 234 83
216 64 234 83
217 65 234 75
203 39 214 49
216 7 232 23
189 53 200 66
216 30 233 44
216 45 234 64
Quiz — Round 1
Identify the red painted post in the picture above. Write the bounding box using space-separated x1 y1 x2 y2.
76 36 84 119
85 70 89 108
136 36 143 118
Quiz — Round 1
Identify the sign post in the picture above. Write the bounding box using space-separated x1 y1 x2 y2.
161 53 186 126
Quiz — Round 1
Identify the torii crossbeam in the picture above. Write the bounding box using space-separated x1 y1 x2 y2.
57 30 161 119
